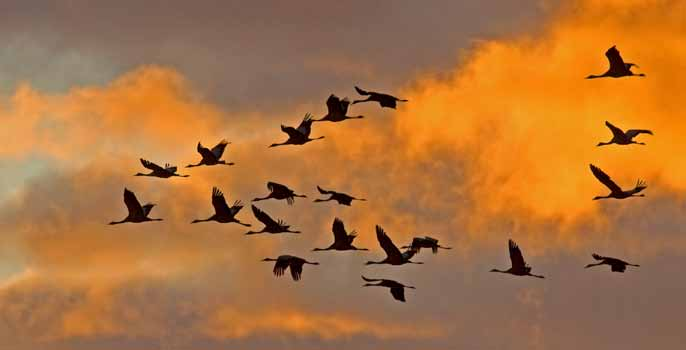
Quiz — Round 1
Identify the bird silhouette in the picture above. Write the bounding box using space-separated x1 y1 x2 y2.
353 86 408 109
585 253 640 272
361 276 415 302
191 187 250 226
589 164 647 200
108 188 163 225
313 186 366 206
262 255 319 281
135 159 189 178
186 139 234 167
597 121 653 146
269 113 324 147
312 218 368 252
490 239 544 278
245 205 300 235
586 46 645 79
313 95 364 122
401 236 452 254
253 181 306 205
366 225 422 266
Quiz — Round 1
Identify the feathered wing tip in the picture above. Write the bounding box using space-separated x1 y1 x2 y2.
354 86 369 96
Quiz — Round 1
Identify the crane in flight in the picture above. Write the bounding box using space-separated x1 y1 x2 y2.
490 239 544 278
589 164 647 200
136 159 189 178
262 255 319 281
312 218 368 252
586 46 645 79
585 254 640 272
186 139 234 168
108 188 163 225
362 276 415 302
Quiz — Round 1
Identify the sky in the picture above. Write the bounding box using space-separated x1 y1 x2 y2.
1 0 685 349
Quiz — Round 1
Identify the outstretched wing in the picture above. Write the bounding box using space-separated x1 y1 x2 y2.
508 239 527 270
317 185 335 195
326 95 343 116
289 260 303 281
590 164 622 193
229 200 244 216
251 205 279 227
141 203 155 217
197 142 215 161
332 218 348 242
140 159 165 172
164 164 178 173
625 129 653 139
296 113 313 137
280 125 301 139
267 181 290 194
354 86 370 96
390 286 406 302
211 139 229 158
340 98 350 115
123 188 144 217
605 46 626 72
273 257 289 277
376 226 402 261
211 187 232 216
604 121 625 138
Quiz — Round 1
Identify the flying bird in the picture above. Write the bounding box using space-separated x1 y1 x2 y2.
186 139 234 168
253 182 306 205
353 86 407 109
313 186 366 206
597 121 653 146
401 236 452 254
366 226 422 266
262 255 319 281
313 95 364 122
490 239 544 278
269 113 324 147
586 46 645 79
312 218 368 252
191 187 250 226
108 188 163 225
245 205 300 235
585 253 640 272
362 276 415 302
589 164 647 200
135 159 189 178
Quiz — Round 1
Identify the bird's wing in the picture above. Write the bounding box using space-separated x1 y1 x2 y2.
508 239 527 270
197 142 215 160
332 218 348 242
140 159 165 172
289 260 303 281
376 226 402 260
230 200 244 216
605 45 626 72
211 139 229 158
296 114 313 136
354 86 370 96
590 164 622 193
164 165 178 173
390 287 406 302
251 205 279 227
604 121 625 138
123 188 144 217
340 98 350 115
142 203 155 217
273 258 289 277
267 181 290 194
611 263 627 272
326 94 342 115
211 187 232 215
317 185 334 195
625 129 653 138
361 275 381 282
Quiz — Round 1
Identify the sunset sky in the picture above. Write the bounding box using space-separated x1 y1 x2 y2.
1 1 685 349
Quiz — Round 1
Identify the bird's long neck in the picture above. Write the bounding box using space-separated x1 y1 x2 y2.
192 217 213 224
246 228 266 235
363 282 382 287
313 198 332 202
585 262 603 268
304 261 319 265
147 218 163 222
353 198 367 202
262 258 277 262
490 268 508 273
353 246 369 251
352 97 371 104
309 136 325 141
528 273 545 279
597 141 612 146
253 195 271 202
593 195 611 200
585 74 605 79
186 162 201 168
269 141 289 147
294 194 307 198
234 220 251 227
627 263 640 267
312 247 330 251
437 245 452 250
108 219 127 225
365 260 384 265
134 173 150 176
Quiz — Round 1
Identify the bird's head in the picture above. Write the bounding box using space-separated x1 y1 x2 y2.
261 258 276 262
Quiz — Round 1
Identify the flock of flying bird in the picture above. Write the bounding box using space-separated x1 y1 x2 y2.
109 46 647 302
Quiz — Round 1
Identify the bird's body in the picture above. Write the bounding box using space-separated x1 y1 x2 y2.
490 239 544 278
191 187 250 226
401 236 452 254
586 46 645 79
353 86 407 109
362 276 415 302
597 121 652 146
253 181 306 205
245 205 300 235
108 188 163 225
186 140 234 168
313 186 365 206
262 255 319 281
589 164 647 200
270 113 324 147
366 226 422 266
313 218 368 251
585 253 639 272
136 159 189 178
313 95 364 122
